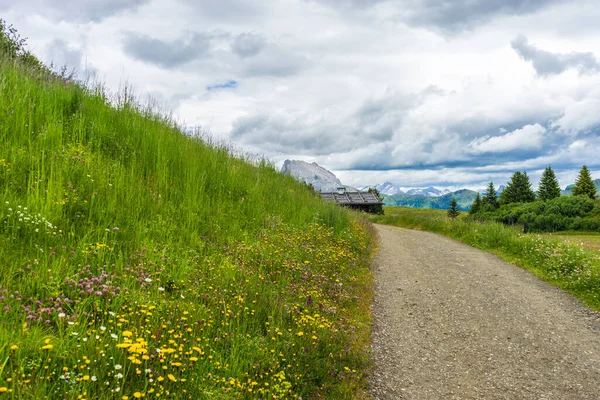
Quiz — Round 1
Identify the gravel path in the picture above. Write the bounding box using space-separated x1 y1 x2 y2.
370 224 600 400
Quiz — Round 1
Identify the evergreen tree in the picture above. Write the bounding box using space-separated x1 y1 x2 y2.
448 196 460 219
469 192 482 215
482 182 498 210
537 166 561 201
500 171 536 204
572 165 597 199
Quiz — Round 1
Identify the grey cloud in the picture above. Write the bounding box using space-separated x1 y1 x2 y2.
312 0 563 32
404 0 563 32
511 35 600 76
122 32 217 68
180 0 262 22
230 89 430 159
241 45 308 77
231 33 266 58
0 0 150 22
46 39 82 71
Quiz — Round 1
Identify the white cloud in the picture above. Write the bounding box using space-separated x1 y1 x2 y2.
468 124 546 154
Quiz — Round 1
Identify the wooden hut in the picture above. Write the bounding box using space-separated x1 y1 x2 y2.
319 187 383 214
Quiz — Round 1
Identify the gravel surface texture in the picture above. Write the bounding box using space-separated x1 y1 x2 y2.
370 224 600 400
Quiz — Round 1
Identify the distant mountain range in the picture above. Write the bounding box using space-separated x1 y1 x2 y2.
381 189 479 211
360 182 451 197
282 160 598 212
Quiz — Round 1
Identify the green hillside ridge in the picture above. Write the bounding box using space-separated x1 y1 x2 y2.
382 189 478 211
562 179 600 196
0 26 374 399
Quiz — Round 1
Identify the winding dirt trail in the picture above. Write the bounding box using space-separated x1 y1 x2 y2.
370 224 600 400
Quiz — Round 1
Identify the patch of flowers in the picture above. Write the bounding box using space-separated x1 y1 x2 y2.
0 220 373 399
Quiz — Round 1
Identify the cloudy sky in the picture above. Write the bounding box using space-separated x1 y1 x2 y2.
3 0 600 190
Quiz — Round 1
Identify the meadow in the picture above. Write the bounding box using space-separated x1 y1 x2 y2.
370 207 600 311
0 48 375 398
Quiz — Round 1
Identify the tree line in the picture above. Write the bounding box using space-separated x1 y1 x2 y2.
467 165 599 232
470 165 597 214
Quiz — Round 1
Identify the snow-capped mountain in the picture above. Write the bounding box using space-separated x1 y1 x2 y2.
361 182 405 196
281 160 357 192
406 187 445 197
363 183 450 197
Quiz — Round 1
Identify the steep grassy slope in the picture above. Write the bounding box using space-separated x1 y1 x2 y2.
0 52 374 398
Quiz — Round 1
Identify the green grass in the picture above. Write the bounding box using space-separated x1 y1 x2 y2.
542 232 600 250
0 52 375 399
370 207 600 311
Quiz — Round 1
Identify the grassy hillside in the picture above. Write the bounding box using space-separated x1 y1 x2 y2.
382 189 478 211
0 39 375 398
371 207 600 311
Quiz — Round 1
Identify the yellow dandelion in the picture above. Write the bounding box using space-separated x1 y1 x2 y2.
133 392 142 399
168 374 176 382
123 331 133 337
42 344 53 350
0 387 7 393
10 345 18 350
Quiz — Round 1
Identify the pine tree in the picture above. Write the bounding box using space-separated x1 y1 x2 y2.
448 196 460 219
500 171 536 205
469 192 482 215
482 182 498 210
537 166 561 201
572 165 597 199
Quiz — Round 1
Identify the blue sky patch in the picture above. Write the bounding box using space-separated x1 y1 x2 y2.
207 80 238 91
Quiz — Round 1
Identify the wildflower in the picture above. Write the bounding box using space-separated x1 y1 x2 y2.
111 334 118 339
113 227 119 231
83 375 90 381
144 278 152 283
168 374 176 382
0 387 7 393
91 376 97 382
58 312 66 318
115 373 123 379
100 326 107 331
122 331 133 337
10 345 17 350
114 364 122 370
42 344 53 350
133 392 142 398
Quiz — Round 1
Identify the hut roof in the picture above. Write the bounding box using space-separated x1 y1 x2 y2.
319 189 383 206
